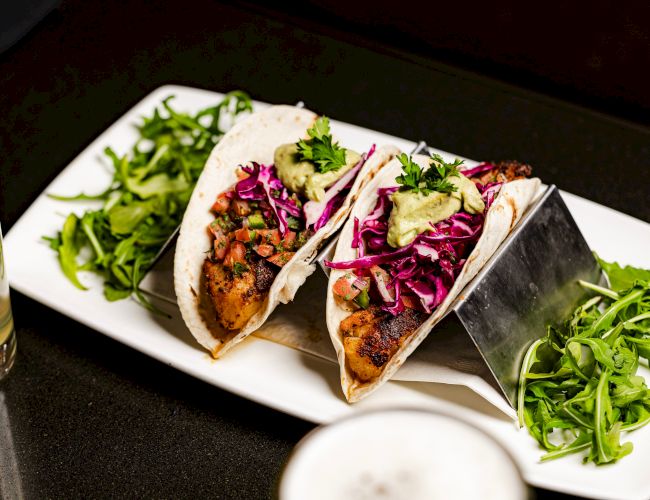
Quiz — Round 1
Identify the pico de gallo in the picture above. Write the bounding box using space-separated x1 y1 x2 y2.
207 163 313 275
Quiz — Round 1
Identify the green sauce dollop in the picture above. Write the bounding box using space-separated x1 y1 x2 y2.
274 143 360 202
386 174 484 248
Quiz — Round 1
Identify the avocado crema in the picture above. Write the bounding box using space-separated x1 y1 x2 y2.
273 143 361 202
387 174 485 248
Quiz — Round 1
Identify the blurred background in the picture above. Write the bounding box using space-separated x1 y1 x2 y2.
4 0 650 122
245 0 650 124
3 0 650 226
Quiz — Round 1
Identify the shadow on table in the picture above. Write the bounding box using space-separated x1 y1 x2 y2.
0 391 24 500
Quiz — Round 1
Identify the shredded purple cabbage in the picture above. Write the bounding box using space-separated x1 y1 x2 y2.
233 144 376 237
326 173 502 315
235 165 265 200
234 163 299 236
460 162 497 178
274 196 302 217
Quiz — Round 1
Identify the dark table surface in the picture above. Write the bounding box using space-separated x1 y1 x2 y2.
2 1 649 498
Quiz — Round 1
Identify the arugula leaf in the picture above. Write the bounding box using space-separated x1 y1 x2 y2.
611 375 648 406
104 282 132 302
45 91 252 308
57 214 88 290
80 212 106 265
595 253 650 291
623 402 650 431
108 199 158 235
518 257 650 464
540 431 592 462
296 116 347 173
47 187 115 201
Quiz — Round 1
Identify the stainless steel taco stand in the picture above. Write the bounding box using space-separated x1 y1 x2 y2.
438 183 601 406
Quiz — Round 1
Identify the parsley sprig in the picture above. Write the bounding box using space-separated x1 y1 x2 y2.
395 153 463 195
297 116 347 173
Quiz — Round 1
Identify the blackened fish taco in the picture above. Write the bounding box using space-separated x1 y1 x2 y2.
326 153 540 401
175 105 398 357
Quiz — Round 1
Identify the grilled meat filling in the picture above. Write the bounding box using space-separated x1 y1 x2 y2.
254 258 277 292
203 258 278 331
476 160 532 185
341 306 426 382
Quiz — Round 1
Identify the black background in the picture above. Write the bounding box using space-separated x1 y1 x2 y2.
2 1 649 498
244 0 650 124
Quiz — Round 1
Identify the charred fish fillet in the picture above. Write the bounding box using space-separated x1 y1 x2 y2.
341 306 426 382
203 258 278 331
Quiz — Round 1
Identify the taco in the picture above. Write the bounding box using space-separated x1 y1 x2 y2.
326 153 541 402
174 105 399 357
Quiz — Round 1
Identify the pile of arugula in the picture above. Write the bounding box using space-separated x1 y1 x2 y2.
44 92 252 309
296 116 347 173
518 256 650 464
395 153 463 195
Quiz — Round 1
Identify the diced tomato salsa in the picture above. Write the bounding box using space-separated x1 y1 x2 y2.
207 186 311 274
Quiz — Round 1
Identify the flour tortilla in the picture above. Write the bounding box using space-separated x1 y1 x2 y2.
326 155 541 402
174 105 399 358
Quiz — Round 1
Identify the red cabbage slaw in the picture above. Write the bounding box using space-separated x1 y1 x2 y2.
234 146 375 235
326 165 501 316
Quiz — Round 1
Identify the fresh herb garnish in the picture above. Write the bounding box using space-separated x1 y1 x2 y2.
395 153 463 195
395 153 423 192
232 262 248 276
518 257 650 464
297 116 347 173
44 91 252 309
287 215 302 231
423 154 462 194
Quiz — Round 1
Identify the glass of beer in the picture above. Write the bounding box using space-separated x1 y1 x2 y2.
0 224 16 380
280 409 527 500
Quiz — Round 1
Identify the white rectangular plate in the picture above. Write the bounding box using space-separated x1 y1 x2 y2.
5 85 650 500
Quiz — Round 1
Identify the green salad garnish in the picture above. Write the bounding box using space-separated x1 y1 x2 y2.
518 255 650 464
44 91 252 309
